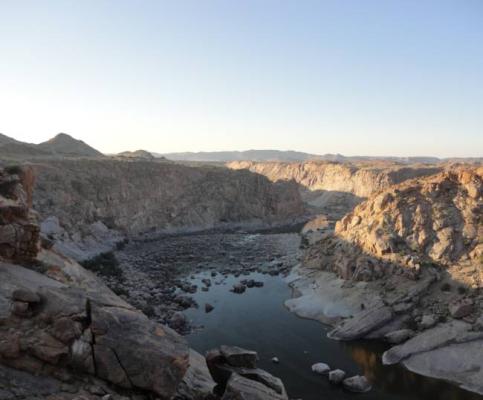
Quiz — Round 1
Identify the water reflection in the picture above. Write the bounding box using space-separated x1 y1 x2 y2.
184 271 482 400
342 340 479 400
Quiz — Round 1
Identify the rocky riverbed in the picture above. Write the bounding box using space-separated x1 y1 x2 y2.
103 231 301 334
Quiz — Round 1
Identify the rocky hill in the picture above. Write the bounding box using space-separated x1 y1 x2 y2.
228 161 442 219
31 159 305 260
38 133 104 157
0 133 104 161
0 133 21 145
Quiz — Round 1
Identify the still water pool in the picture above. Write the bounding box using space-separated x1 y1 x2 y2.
184 271 482 400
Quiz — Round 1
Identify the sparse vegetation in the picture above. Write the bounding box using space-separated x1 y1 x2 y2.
81 251 124 279
111 285 129 297
457 286 468 295
4 165 22 175
115 239 129 251
441 282 452 292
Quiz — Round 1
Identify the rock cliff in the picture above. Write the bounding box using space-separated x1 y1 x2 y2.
228 161 441 198
228 161 444 221
31 159 305 260
305 166 482 282
0 166 39 262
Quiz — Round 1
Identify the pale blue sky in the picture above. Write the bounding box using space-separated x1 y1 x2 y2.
1 0 482 157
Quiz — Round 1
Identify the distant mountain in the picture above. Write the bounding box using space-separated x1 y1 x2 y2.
38 133 103 157
0 132 104 161
0 133 20 146
155 150 324 162
156 150 482 164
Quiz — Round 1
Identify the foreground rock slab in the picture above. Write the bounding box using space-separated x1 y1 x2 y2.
0 261 190 399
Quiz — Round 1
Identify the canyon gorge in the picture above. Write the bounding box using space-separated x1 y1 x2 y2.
0 133 482 400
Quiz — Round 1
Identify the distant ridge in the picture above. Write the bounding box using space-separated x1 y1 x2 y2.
116 149 155 160
0 133 21 146
0 132 480 164
156 150 482 164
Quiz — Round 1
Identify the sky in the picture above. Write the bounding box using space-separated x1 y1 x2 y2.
0 0 482 157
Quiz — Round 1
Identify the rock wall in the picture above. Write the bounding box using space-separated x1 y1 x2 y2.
228 161 442 198
228 161 442 219
0 166 39 262
32 160 305 236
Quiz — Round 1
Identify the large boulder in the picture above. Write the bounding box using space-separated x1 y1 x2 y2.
449 299 474 319
0 262 190 399
327 305 393 340
174 349 216 400
207 346 287 399
342 375 372 393
222 373 288 400
220 345 258 368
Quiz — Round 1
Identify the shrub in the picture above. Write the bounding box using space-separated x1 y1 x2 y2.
4 165 23 175
457 286 468 295
111 285 129 297
115 239 129 251
81 251 123 279
441 283 452 292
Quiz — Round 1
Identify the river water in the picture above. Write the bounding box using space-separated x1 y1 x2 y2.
184 270 482 400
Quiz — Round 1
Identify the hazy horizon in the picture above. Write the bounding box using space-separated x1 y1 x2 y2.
1 1 482 157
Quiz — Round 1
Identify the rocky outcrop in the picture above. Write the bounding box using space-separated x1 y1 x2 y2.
304 167 482 282
228 161 441 218
291 166 483 394
0 166 39 262
0 262 190 397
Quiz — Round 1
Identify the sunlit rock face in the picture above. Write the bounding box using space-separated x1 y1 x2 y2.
227 160 442 219
304 166 482 283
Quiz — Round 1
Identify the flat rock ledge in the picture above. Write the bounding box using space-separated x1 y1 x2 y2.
382 320 483 395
